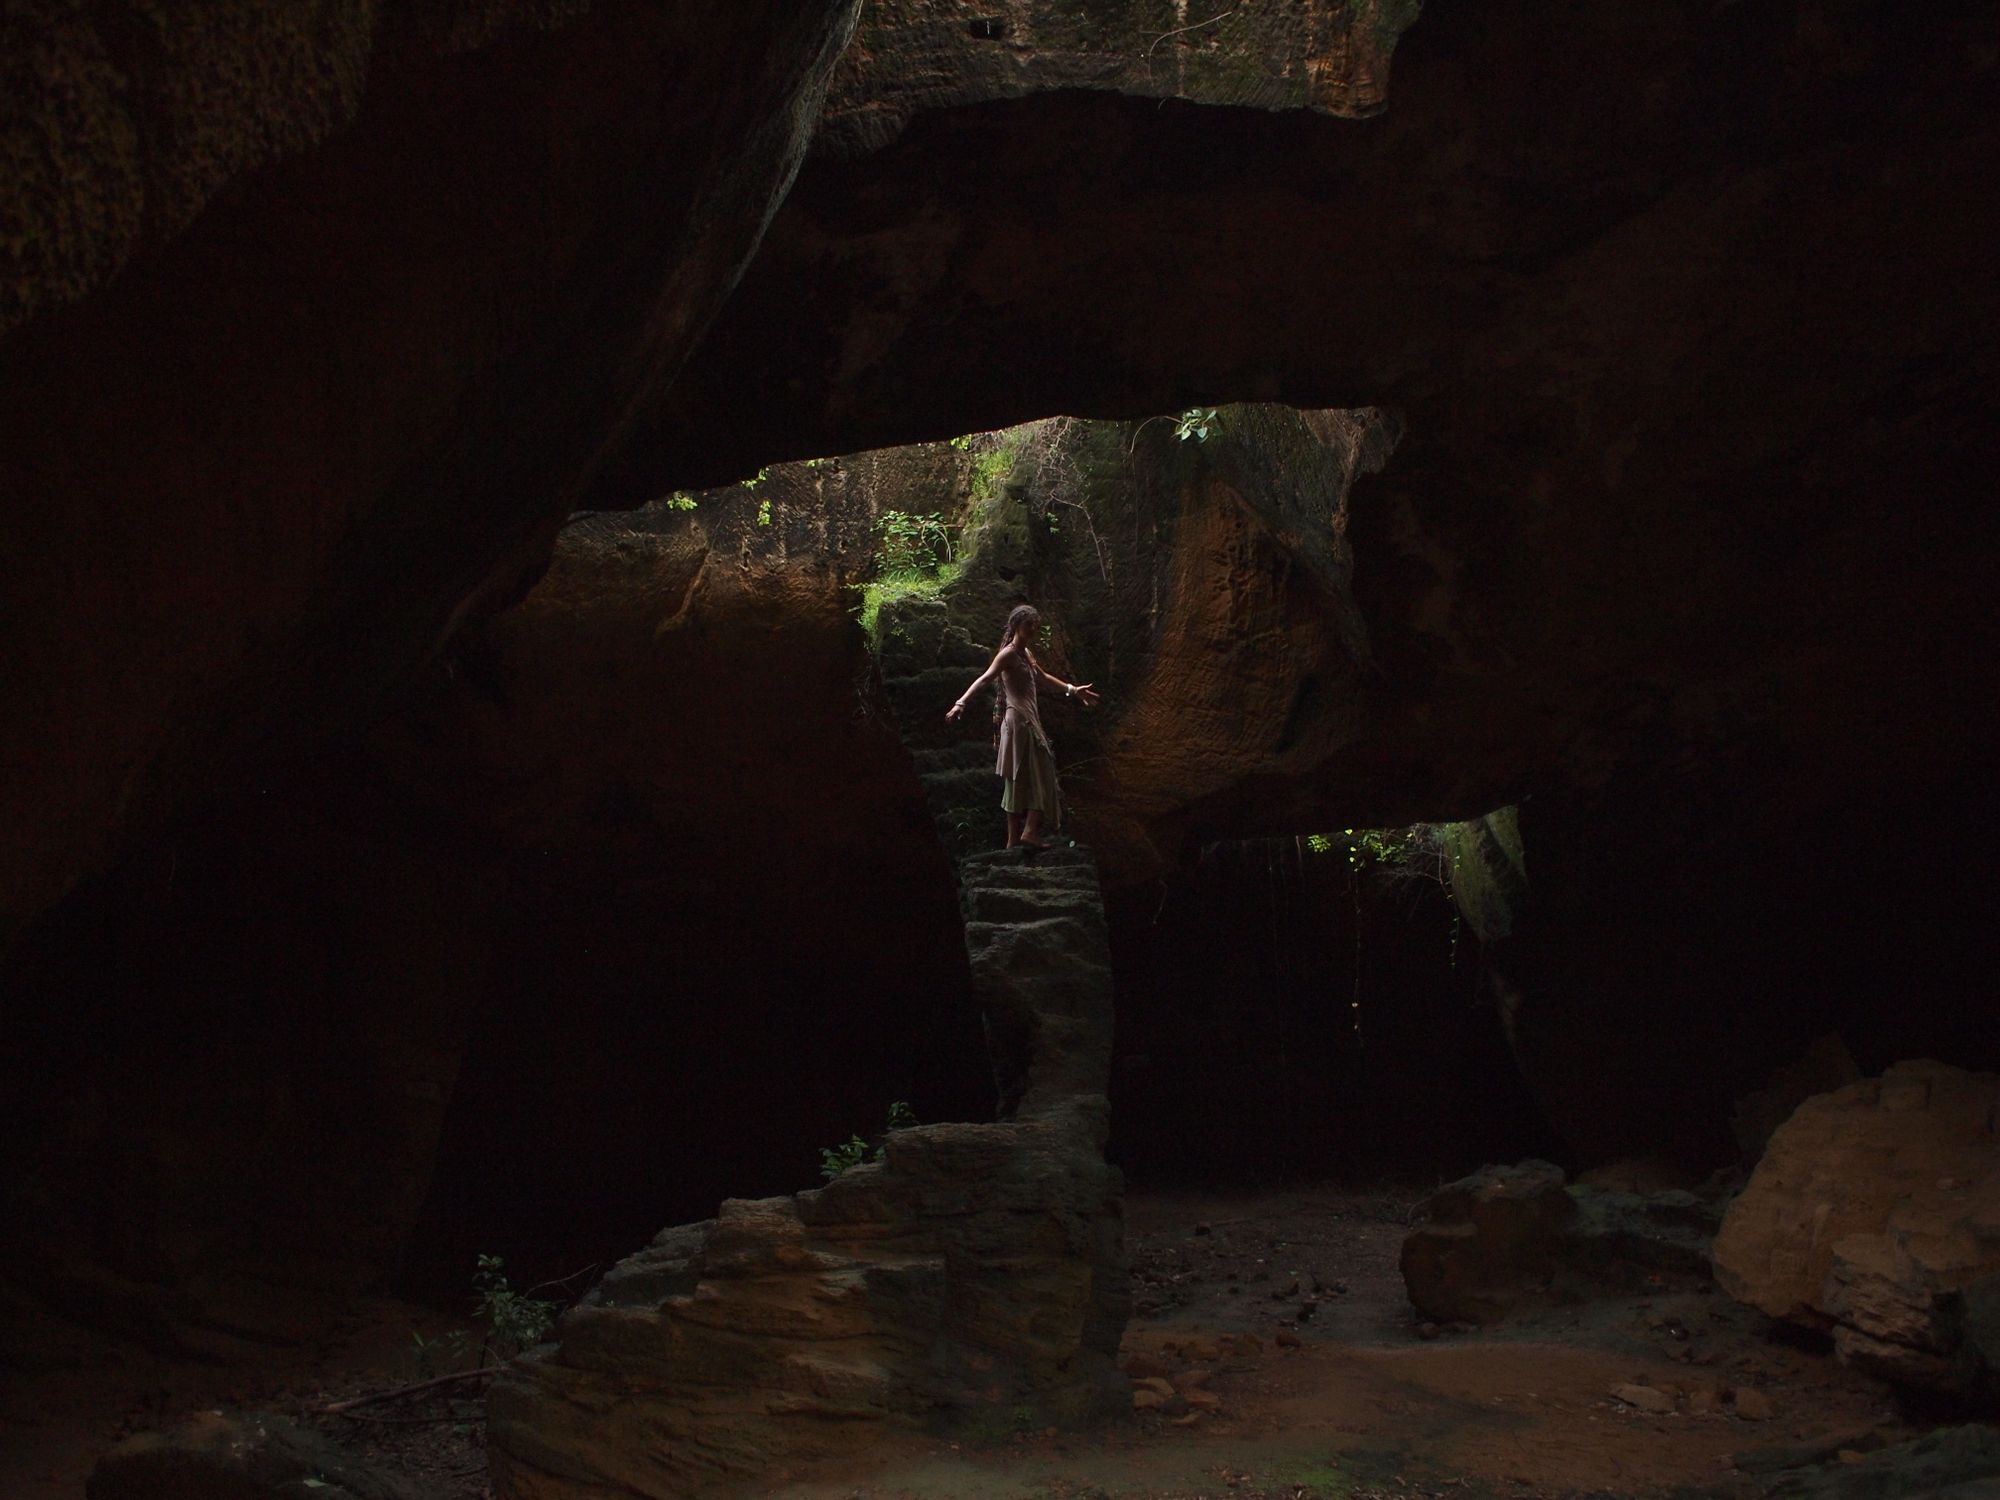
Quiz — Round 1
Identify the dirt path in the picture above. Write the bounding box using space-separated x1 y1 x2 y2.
768 1184 1907 1500
0 1185 1909 1499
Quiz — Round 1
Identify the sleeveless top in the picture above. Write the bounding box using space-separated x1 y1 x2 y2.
994 648 1050 780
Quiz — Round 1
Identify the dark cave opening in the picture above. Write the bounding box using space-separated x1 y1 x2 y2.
1105 834 1561 1191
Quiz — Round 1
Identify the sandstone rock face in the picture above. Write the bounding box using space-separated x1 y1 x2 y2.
819 0 1421 157
487 847 1127 1500
961 849 1117 1127
88 1409 437 1500
1713 1062 2000 1397
0 469 985 1346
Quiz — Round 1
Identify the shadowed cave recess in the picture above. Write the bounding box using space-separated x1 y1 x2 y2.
2 2 1998 1498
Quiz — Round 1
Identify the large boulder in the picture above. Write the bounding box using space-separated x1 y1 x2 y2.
1713 1061 2000 1398
1399 1161 1576 1324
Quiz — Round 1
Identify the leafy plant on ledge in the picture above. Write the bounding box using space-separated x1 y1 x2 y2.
473 1254 558 1360
1174 407 1219 442
819 1101 920 1180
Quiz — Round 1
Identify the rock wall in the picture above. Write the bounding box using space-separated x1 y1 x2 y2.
0 472 988 1348
487 854 1127 1498
0 0 862 945
816 0 1420 158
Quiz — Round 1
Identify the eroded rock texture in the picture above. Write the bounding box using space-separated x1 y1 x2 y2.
0 468 986 1350
0 0 861 942
1713 1062 2000 1398
818 0 1420 157
487 849 1126 1500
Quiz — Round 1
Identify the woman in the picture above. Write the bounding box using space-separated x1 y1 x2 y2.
945 604 1099 852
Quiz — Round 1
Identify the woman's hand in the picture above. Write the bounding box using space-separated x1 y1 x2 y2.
945 702 964 723
1072 682 1100 708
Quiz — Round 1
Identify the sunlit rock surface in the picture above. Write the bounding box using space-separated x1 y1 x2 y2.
1714 1062 2000 1398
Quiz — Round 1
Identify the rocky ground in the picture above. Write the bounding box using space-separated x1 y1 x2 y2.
778 1184 1903 1500
7 1183 1938 1500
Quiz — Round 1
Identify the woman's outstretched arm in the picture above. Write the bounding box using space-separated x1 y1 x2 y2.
1025 649 1101 708
945 643 1013 722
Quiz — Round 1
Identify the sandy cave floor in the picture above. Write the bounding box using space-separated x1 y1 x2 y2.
0 1185 1912 1499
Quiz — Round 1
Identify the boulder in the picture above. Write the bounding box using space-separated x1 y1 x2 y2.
1712 1061 2000 1398
88 1409 437 1500
1399 1160 1576 1324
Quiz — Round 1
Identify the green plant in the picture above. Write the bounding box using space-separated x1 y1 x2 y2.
818 1134 871 1180
874 509 953 573
1174 406 1219 442
472 1254 557 1360
756 498 772 526
969 440 1019 503
855 561 965 646
664 492 698 511
742 466 771 489
818 1102 921 1180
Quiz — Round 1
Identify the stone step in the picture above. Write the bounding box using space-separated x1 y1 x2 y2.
961 843 1095 870
959 856 1100 891
963 884 1108 925
960 858 1098 886
882 665 977 711
881 667 994 752
964 912 1112 956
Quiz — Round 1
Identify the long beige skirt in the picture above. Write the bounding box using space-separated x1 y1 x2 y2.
1000 727 1062 824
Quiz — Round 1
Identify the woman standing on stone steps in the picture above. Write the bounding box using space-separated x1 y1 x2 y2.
945 604 1099 853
